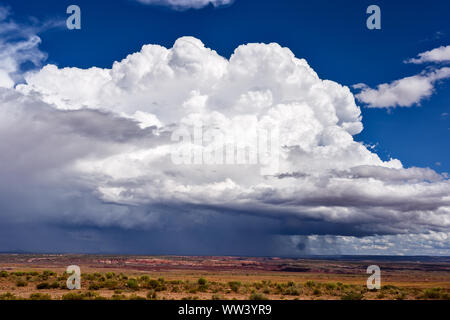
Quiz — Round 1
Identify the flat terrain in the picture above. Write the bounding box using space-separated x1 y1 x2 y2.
0 254 449 300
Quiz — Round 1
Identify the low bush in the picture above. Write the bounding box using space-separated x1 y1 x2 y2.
249 293 269 300
62 291 98 300
29 293 51 300
36 282 50 289
0 292 17 300
147 290 157 300
284 287 300 296
16 279 28 287
140 275 150 282
49 282 60 289
341 291 364 300
104 280 119 289
89 283 102 290
144 279 166 291
228 281 241 293
325 283 337 290
42 270 56 277
423 288 443 299
127 278 139 290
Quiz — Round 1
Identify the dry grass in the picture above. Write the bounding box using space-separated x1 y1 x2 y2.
0 254 448 300
0 267 448 300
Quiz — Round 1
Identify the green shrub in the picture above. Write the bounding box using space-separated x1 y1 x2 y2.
42 270 56 277
146 279 159 289
49 282 60 289
305 281 316 288
0 271 8 277
396 293 406 300
144 279 166 291
140 275 150 282
62 292 85 300
89 283 102 290
62 291 98 300
341 291 364 300
104 280 119 289
284 287 300 296
377 292 385 299
16 279 28 287
0 292 17 300
197 278 209 292
423 288 442 299
119 273 128 280
313 289 322 296
127 278 139 290
381 285 399 291
325 283 337 290
254 282 263 290
36 282 50 289
188 288 198 294
29 293 51 300
147 290 157 300
105 272 115 279
249 293 269 300
228 281 241 293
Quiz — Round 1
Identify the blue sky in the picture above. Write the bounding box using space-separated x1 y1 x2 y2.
0 0 449 255
7 0 450 172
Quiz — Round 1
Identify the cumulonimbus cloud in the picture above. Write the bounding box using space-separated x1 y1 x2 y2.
0 36 449 254
8 36 449 238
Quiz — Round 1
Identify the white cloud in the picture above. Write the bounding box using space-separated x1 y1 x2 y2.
290 231 450 255
0 13 45 87
0 37 449 254
0 5 62 88
136 0 234 10
354 68 450 108
406 45 450 64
